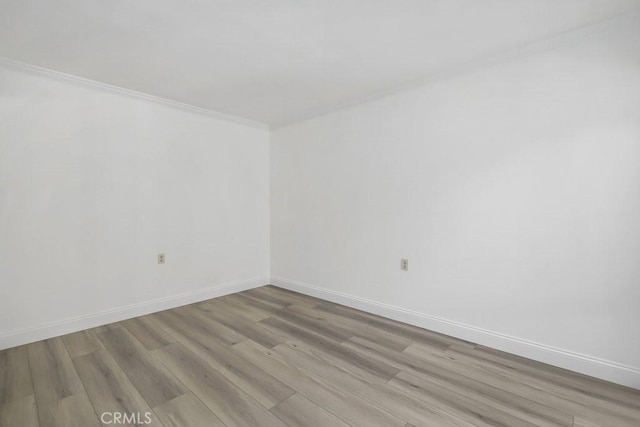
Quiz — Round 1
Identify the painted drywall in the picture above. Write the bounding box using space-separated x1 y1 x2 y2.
0 64 270 347
271 18 640 386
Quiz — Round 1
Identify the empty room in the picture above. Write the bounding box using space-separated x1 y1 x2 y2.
1 1 639 426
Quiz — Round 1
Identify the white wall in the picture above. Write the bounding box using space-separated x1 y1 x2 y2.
1 14 638 389
0 64 270 348
271 19 640 387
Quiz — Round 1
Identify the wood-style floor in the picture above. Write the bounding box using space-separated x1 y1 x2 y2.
1 286 639 427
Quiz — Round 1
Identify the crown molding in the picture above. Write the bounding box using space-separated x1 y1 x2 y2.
0 56 269 130
271 8 640 129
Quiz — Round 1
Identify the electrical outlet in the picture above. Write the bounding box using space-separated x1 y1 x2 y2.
158 253 165 264
401 258 408 271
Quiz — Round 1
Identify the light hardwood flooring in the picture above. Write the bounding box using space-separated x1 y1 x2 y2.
1 285 639 426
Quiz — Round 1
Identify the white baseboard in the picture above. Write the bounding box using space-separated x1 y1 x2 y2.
271 276 640 390
0 277 268 350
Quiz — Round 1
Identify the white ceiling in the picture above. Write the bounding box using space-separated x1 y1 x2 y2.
1 1 639 126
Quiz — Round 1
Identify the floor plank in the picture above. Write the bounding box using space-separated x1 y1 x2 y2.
287 303 414 351
0 395 39 427
97 327 187 407
197 301 289 348
348 337 575 426
121 315 175 351
438 344 640 425
233 292 286 315
449 343 640 411
93 322 123 333
233 339 406 427
152 393 225 427
27 338 84 406
152 343 287 427
261 285 325 307
572 417 603 427
0 346 34 405
389 370 541 427
73 349 158 427
172 305 246 346
244 287 299 307
213 294 273 321
151 306 295 409
62 330 104 359
2 285 638 427
270 394 351 427
37 392 99 427
259 316 400 382
272 305 355 342
316 300 468 349
273 341 474 426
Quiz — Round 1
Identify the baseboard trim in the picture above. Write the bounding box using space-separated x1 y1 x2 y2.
271 276 640 390
0 277 268 350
